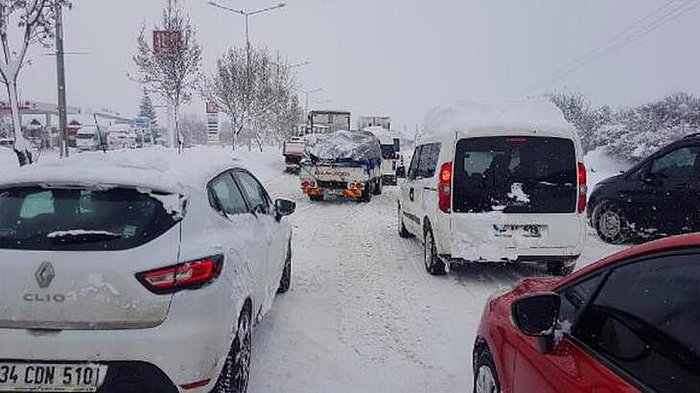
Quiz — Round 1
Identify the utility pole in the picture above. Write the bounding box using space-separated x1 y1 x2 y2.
54 3 69 158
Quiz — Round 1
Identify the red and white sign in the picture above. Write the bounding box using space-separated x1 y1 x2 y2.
205 102 219 114
153 31 182 54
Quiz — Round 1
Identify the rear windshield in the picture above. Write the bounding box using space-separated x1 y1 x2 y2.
381 144 398 160
453 136 577 214
77 133 95 139
0 187 179 251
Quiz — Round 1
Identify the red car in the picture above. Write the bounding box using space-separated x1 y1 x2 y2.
473 233 700 393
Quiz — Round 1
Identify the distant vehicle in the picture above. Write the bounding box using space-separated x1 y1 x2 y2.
75 126 99 152
308 110 351 133
364 126 403 185
107 124 135 150
357 116 391 131
135 131 153 148
588 134 700 244
0 138 14 149
398 101 587 276
473 233 700 393
0 149 296 393
300 130 383 202
283 136 307 174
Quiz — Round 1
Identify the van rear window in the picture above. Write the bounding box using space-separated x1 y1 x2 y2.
0 186 179 251
453 136 577 214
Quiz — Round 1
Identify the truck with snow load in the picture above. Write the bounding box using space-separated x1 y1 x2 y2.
300 130 383 202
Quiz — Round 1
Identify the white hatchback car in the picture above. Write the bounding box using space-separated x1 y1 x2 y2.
0 149 295 393
398 101 587 276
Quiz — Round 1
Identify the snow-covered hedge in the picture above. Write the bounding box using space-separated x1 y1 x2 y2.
552 92 700 161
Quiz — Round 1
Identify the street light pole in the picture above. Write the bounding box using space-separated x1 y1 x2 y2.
54 3 69 158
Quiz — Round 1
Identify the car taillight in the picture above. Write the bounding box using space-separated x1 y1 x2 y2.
578 162 587 213
137 256 224 294
438 161 453 213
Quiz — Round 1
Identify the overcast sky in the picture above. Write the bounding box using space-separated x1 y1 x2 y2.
18 0 700 130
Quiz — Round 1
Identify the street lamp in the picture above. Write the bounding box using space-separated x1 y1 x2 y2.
207 1 286 56
302 88 323 118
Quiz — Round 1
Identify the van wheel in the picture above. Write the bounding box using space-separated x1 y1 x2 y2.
594 201 631 244
424 228 446 275
398 205 413 238
213 307 252 393
473 348 500 393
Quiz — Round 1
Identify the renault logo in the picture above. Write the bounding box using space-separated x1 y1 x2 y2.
35 262 56 289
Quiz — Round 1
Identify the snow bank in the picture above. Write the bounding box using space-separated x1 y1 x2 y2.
423 98 574 137
305 130 382 162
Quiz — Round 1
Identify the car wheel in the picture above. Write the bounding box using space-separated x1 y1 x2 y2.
473 349 501 393
594 201 631 244
398 205 413 238
361 183 372 203
547 261 576 276
424 227 446 275
213 307 252 393
277 242 292 294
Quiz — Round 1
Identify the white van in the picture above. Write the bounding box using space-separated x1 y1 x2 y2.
398 100 587 276
75 126 99 152
365 126 403 185
107 124 135 150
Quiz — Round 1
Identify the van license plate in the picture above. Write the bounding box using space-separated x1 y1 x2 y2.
0 363 107 392
522 225 542 238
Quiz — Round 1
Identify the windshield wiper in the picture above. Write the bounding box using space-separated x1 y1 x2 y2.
47 230 123 244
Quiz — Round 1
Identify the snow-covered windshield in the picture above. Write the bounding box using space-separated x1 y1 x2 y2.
453 136 577 214
0 186 178 251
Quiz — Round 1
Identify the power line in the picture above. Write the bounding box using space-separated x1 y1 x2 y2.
522 0 699 96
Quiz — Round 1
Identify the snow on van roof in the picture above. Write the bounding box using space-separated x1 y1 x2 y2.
0 146 241 195
422 99 574 138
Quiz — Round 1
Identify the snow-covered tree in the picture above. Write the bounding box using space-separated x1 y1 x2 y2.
133 0 201 151
607 93 700 160
550 92 611 152
201 46 301 151
0 0 70 166
138 87 158 128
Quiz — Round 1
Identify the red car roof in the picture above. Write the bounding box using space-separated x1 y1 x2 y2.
571 233 700 280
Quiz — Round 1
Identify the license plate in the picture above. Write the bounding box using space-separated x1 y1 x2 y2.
0 363 107 392
495 225 543 238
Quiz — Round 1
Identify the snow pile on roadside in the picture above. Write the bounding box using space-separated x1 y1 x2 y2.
305 130 382 162
422 98 574 137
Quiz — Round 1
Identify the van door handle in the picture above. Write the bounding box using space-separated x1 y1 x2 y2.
409 188 415 201
676 183 690 190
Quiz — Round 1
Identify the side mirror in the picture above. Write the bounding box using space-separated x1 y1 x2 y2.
512 293 561 353
396 166 406 179
275 198 296 220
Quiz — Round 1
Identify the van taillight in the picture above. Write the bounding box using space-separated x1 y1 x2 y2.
578 162 587 213
439 161 453 213
137 256 224 294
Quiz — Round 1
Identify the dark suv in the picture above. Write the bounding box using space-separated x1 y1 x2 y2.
588 134 700 244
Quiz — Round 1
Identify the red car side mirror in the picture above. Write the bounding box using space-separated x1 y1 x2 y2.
512 293 561 353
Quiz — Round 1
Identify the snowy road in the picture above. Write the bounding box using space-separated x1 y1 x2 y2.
241 149 626 393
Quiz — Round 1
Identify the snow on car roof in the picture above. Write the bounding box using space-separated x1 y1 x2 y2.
421 98 576 142
0 146 241 195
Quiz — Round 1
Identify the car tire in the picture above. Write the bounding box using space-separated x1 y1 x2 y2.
277 241 292 294
473 348 501 393
424 227 447 275
212 306 252 393
398 205 413 238
593 201 631 244
547 261 576 276
360 183 372 203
